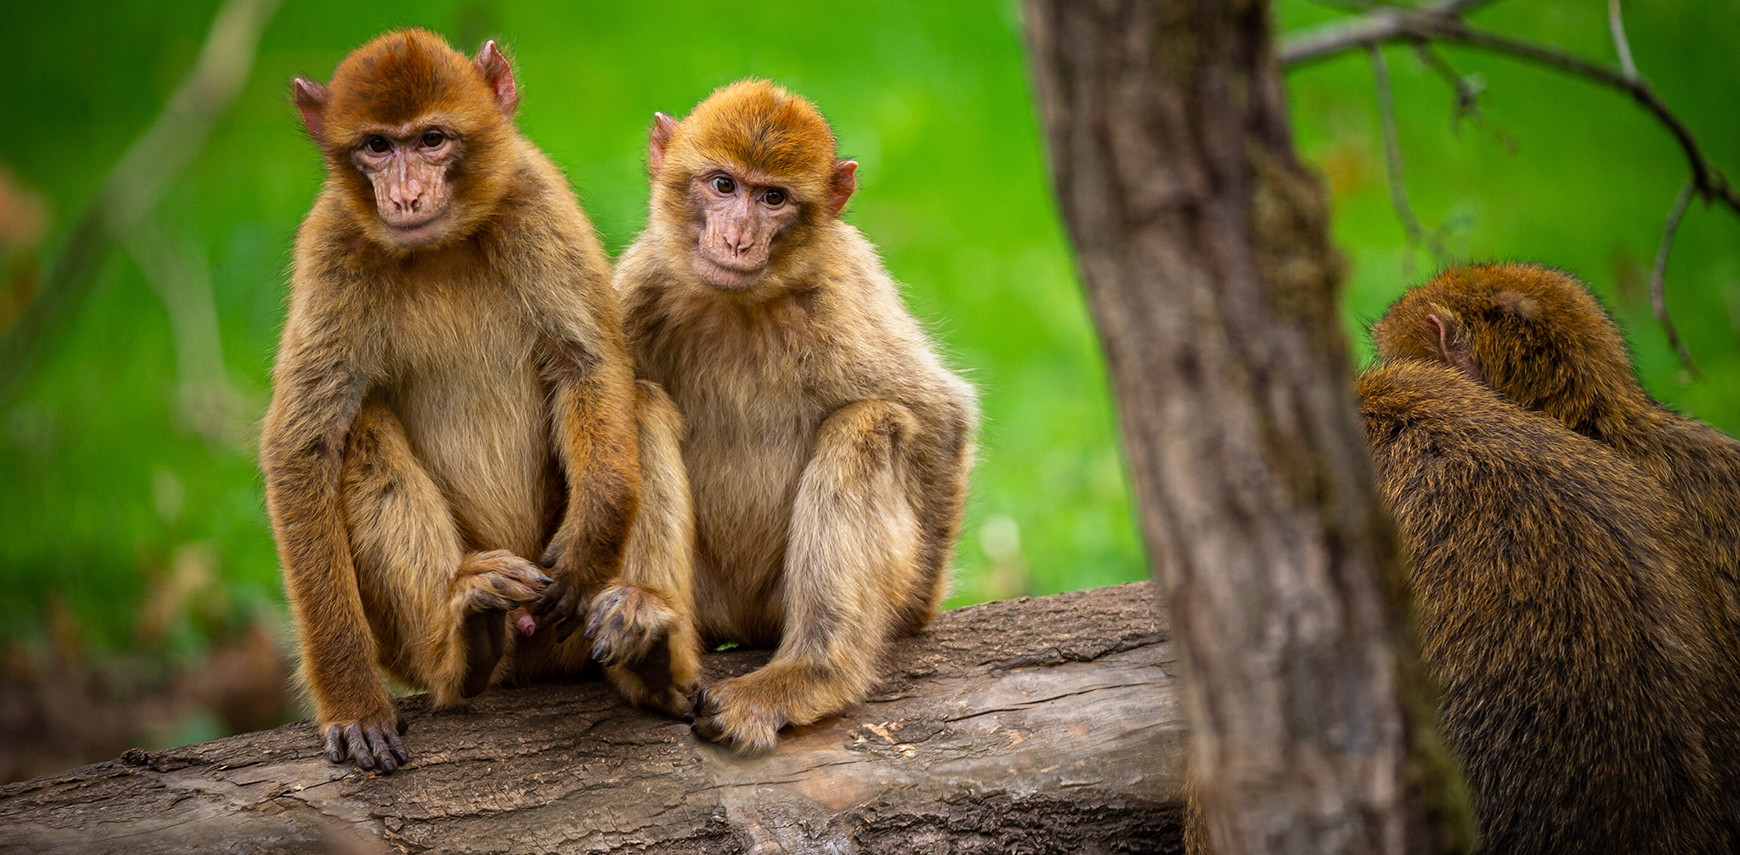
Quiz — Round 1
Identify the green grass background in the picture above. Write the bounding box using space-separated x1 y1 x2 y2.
1 1 1735 693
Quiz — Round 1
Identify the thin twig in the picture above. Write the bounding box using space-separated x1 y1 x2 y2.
1409 41 1479 120
1282 0 1738 366
1409 40 1517 151
1608 0 1638 81
0 0 281 407
1368 44 1448 263
1650 180 1700 376
126 221 256 445
1280 5 1740 217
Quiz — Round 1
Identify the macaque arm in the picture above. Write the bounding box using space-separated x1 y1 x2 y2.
521 246 642 639
260 294 402 770
587 380 702 718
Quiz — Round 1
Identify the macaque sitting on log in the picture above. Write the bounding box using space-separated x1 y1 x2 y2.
262 30 641 772
595 80 979 753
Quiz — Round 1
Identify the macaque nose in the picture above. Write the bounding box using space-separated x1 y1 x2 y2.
728 226 755 256
391 182 423 214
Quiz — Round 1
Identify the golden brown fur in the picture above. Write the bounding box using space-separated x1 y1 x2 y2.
598 80 979 752
1373 263 1740 647
1359 359 1739 854
263 30 639 772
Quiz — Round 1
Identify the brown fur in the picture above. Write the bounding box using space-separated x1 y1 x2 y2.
1358 359 1738 853
599 80 979 752
262 30 639 772
1372 263 1740 632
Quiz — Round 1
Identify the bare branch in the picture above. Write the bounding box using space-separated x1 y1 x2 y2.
1608 0 1638 81
1408 41 1517 152
1650 180 1700 376
1282 0 1498 67
0 0 281 407
126 221 257 446
1281 6 1740 218
1409 41 1480 121
1368 44 1448 264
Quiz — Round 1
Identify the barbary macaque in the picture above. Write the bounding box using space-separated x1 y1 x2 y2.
1358 358 1740 854
262 29 640 772
593 80 979 753
1372 263 1740 626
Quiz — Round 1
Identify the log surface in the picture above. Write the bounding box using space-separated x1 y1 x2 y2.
0 583 1183 854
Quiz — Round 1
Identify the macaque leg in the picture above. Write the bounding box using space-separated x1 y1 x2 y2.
692 399 921 754
586 381 702 718
343 402 551 708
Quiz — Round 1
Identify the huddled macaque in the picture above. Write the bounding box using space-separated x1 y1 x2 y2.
593 80 979 753
1358 358 1739 854
262 30 641 772
1372 263 1740 623
1369 262 1740 845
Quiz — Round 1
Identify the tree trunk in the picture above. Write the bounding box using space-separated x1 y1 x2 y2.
0 583 1184 854
1022 2 1467 853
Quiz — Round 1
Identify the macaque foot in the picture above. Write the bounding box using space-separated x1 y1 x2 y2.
690 673 792 755
321 710 409 774
587 583 700 718
452 550 551 697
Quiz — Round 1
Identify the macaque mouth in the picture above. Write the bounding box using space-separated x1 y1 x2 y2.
381 211 453 246
693 226 778 288
692 252 768 289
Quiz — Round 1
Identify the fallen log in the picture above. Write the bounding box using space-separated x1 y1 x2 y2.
0 582 1182 854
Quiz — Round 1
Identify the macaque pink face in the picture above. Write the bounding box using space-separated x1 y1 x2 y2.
689 167 804 290
351 122 462 247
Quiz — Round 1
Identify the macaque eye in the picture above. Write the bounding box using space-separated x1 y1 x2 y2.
421 131 446 148
365 136 391 153
762 189 786 207
711 175 736 195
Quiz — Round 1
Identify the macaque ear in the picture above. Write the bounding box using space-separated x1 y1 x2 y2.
648 112 678 176
828 159 858 216
473 40 520 117
292 78 330 141
1494 290 1540 321
1426 312 1481 383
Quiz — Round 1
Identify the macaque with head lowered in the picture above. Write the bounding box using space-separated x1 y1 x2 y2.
1371 263 1740 629
590 80 978 753
262 30 641 773
1358 358 1739 854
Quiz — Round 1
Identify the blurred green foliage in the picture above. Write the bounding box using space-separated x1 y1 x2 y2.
0 0 1735 672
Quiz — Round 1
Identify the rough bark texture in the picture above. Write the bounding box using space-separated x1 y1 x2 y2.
0 583 1182 854
1023 2 1463 853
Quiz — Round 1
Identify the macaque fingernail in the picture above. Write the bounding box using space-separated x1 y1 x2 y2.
517 614 538 636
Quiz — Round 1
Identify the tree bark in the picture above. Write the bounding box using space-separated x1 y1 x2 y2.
0 583 1183 854
1022 2 1467 853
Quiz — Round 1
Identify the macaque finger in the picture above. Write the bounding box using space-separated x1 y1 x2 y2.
324 725 346 764
555 613 584 644
691 715 726 743
467 591 518 615
385 726 409 764
530 581 568 620
488 574 545 604
366 727 398 773
344 724 375 771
